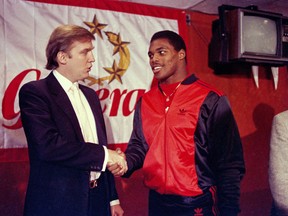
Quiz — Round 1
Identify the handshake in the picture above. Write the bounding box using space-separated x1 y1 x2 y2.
107 148 128 177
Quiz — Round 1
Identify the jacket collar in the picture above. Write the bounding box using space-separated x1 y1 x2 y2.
182 74 198 85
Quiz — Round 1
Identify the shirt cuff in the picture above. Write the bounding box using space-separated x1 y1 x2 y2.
102 146 108 171
110 199 120 206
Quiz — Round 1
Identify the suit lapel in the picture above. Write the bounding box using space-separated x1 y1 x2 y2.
46 73 84 141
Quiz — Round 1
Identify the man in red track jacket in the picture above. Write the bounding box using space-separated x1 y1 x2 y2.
109 30 245 216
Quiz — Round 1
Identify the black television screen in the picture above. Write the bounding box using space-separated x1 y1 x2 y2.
208 5 288 69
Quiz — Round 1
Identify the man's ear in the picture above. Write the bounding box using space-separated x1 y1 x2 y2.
179 49 186 60
57 51 68 65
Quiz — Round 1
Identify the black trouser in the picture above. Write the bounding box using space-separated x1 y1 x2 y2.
88 177 110 216
148 189 218 216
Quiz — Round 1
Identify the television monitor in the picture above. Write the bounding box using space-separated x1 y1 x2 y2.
209 5 288 69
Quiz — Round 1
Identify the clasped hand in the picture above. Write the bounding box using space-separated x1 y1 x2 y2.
107 148 127 177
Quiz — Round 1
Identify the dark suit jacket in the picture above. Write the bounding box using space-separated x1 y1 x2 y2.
19 72 118 216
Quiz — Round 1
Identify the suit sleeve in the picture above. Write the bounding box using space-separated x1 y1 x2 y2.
269 112 288 214
19 81 105 171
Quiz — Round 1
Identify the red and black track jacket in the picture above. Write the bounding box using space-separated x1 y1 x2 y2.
124 74 245 215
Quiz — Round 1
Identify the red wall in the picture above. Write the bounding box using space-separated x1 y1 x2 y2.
1 11 288 216
185 11 288 216
116 11 288 216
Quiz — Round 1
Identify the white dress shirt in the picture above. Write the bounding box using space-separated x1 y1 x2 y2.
53 71 108 174
53 71 119 206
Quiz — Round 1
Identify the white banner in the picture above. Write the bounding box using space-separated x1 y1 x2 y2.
0 0 182 149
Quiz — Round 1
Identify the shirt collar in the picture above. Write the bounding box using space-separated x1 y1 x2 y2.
53 70 78 92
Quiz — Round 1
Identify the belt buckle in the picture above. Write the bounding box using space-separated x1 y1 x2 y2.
89 179 97 189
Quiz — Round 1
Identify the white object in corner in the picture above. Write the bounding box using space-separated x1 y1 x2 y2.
252 65 259 88
271 67 279 90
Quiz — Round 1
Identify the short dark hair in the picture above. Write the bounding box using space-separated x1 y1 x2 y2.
150 30 186 53
45 25 95 70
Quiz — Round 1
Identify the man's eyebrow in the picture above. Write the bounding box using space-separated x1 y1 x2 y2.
148 47 166 53
81 47 94 52
156 46 163 49
156 46 168 51
148 46 168 55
